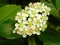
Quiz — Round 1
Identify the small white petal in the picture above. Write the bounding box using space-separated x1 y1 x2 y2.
17 12 21 15
36 32 41 35
28 18 32 21
33 31 36 34
13 30 16 33
22 35 27 38
25 6 29 10
15 23 19 27
37 14 42 19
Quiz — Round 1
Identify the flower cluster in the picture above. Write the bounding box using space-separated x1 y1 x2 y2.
13 2 51 38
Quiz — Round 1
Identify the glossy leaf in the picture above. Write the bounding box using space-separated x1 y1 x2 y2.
0 5 21 25
38 27 60 45
40 0 60 22
0 20 21 39
55 0 60 10
0 5 22 39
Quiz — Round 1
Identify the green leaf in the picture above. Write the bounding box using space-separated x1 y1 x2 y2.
40 0 60 21
44 40 60 45
38 27 60 45
55 0 60 10
28 36 37 45
0 5 22 39
0 20 21 39
0 5 22 25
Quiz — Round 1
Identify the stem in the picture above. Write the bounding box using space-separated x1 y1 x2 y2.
28 36 37 45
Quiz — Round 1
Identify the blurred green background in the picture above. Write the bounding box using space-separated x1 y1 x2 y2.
0 0 60 45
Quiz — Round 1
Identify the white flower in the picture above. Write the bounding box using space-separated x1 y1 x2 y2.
13 2 51 38
21 30 27 38
36 31 41 35
25 6 29 10
41 15 48 21
27 28 33 36
22 35 27 38
41 24 47 32
36 14 42 19
15 23 19 28
28 18 32 21
17 12 21 15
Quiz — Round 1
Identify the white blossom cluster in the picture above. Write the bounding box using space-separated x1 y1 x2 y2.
13 2 51 38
